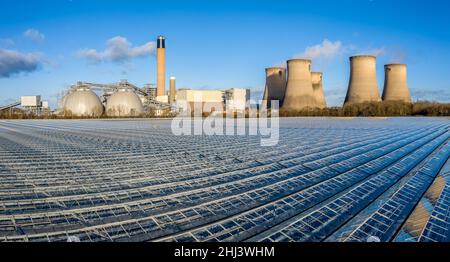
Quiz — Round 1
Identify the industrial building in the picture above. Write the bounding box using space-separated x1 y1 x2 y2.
176 89 225 114
175 88 250 114
55 35 175 117
344 55 382 105
143 84 157 101
282 59 318 111
224 88 250 112
382 64 412 103
0 96 50 116
311 72 327 109
60 80 171 117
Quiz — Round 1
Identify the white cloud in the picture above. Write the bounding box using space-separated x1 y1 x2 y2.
23 29 45 43
0 48 42 78
0 38 15 47
296 39 344 60
78 36 156 63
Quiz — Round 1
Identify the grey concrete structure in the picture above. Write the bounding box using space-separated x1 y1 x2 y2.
106 90 144 117
311 72 327 109
282 59 317 111
265 67 287 108
261 86 268 109
344 55 381 105
382 64 411 103
63 88 103 117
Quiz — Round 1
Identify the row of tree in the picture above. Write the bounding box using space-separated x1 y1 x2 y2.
279 101 450 117
1 101 449 119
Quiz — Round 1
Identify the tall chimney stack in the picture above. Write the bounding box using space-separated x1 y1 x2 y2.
157 36 166 97
169 76 176 104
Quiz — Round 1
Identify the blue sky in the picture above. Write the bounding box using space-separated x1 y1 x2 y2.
1 0 449 107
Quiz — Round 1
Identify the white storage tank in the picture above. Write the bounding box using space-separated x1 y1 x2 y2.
106 89 144 117
63 88 103 117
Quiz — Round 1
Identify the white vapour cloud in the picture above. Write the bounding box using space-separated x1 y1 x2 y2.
296 39 344 60
0 48 42 78
23 29 45 43
273 39 344 68
77 36 156 63
356 47 386 57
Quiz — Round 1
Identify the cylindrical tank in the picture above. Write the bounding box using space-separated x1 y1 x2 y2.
157 36 166 97
281 59 317 111
169 76 176 104
106 89 144 117
344 55 381 105
63 88 103 117
265 67 287 109
311 72 327 109
382 64 411 102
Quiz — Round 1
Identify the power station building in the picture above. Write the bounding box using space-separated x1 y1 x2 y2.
282 59 317 111
176 88 250 114
176 89 225 114
224 88 250 112
344 55 381 105
382 64 411 103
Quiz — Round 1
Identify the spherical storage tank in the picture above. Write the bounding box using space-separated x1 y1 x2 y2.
63 88 104 117
106 89 144 117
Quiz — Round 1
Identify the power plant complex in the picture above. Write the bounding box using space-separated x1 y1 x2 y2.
55 36 249 117
261 54 412 110
0 35 415 117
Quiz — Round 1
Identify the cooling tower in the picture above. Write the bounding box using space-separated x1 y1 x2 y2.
169 76 176 104
265 67 287 108
281 59 317 111
157 36 166 97
63 88 104 117
261 86 269 109
344 55 381 105
311 72 327 109
382 64 411 102
106 90 144 117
